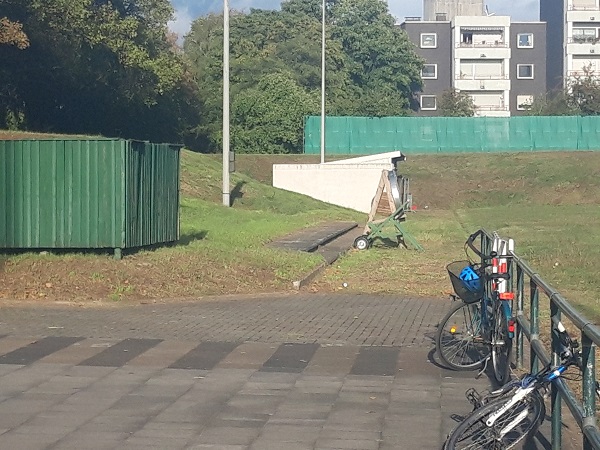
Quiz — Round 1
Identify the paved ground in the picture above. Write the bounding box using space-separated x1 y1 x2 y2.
0 293 583 449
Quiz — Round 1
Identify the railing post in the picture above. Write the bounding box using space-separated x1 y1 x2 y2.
530 280 539 373
550 299 562 450
516 264 524 369
582 332 596 450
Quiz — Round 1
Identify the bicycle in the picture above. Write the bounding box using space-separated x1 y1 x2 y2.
435 230 515 385
443 319 584 449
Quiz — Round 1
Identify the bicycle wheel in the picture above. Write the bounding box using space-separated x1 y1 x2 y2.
492 304 513 386
436 301 490 370
444 391 545 450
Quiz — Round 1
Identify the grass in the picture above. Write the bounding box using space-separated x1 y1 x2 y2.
2 145 600 324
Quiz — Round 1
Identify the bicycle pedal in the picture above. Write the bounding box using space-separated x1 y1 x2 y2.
465 388 483 408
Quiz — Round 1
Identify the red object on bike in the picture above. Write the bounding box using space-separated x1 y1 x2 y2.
508 319 516 334
499 292 515 301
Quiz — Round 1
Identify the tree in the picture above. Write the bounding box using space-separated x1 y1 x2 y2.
439 89 475 117
0 0 196 141
525 91 575 116
330 0 423 115
567 68 600 115
231 72 318 154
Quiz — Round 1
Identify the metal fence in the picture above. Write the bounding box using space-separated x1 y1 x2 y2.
477 229 600 450
304 116 600 155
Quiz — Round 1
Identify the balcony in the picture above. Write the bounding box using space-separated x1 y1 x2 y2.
474 105 510 117
567 9 600 22
455 78 510 92
456 41 508 48
566 40 600 55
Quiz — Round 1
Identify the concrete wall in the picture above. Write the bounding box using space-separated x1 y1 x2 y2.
272 152 402 213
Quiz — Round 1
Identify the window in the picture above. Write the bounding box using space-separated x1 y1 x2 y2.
421 95 437 110
517 33 534 48
422 64 437 79
517 64 534 79
517 95 534 110
421 33 437 48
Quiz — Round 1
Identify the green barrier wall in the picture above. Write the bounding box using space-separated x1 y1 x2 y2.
304 116 600 155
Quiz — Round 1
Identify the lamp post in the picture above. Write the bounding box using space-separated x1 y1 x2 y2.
223 0 231 207
320 0 326 164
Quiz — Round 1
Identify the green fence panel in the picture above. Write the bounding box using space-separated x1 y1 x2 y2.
0 139 181 252
578 116 600 150
305 115 600 155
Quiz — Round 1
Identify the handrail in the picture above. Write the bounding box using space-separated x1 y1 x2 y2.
475 229 600 450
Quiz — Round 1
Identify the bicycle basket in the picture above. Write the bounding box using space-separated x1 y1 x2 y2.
447 260 484 304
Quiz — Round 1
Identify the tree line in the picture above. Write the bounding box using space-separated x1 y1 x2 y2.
2 0 600 153
1 0 424 153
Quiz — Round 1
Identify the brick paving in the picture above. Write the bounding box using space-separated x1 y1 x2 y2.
0 293 582 449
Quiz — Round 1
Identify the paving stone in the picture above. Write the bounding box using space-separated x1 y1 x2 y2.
0 293 579 449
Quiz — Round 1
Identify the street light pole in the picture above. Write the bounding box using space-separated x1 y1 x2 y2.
222 0 231 207
320 0 326 164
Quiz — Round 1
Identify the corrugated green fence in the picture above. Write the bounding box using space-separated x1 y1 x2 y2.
0 139 181 258
304 116 600 155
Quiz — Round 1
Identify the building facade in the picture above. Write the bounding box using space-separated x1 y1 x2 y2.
402 16 547 116
541 0 600 90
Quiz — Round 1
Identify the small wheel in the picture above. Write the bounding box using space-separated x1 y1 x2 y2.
353 235 371 250
435 301 490 370
444 391 545 449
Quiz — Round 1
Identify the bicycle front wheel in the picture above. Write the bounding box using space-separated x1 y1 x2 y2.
444 391 545 450
436 301 490 370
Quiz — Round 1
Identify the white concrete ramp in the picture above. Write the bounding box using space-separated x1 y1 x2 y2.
272 152 405 213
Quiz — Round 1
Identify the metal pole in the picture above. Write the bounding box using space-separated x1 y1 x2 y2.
320 0 326 164
222 0 231 207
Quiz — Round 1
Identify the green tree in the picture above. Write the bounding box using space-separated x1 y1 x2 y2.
525 92 575 116
439 89 475 117
184 0 423 152
567 68 600 115
231 72 318 154
330 0 422 115
0 0 195 141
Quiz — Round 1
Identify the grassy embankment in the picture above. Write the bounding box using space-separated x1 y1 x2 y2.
1 139 600 325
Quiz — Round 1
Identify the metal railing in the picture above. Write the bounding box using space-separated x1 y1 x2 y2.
456 41 509 48
478 229 600 450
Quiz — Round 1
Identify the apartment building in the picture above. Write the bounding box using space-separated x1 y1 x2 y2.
402 1 546 116
542 0 600 89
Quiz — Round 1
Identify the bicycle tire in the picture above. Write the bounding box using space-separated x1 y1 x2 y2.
492 303 513 386
444 391 545 450
436 301 490 370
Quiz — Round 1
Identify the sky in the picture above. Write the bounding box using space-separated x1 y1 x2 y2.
168 1 540 39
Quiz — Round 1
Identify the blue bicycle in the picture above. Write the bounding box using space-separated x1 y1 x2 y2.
435 231 515 385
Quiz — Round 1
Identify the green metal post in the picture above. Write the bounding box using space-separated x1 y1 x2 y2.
582 333 596 450
516 265 524 369
530 280 539 374
550 299 562 450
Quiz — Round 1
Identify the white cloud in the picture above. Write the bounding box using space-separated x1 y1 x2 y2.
168 5 193 40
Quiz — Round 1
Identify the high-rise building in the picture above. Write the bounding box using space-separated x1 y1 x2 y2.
401 1 547 116
541 0 600 90
423 0 485 21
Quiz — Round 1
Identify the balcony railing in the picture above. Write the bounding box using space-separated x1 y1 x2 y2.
475 105 509 111
457 74 510 80
567 37 600 44
568 4 600 10
456 41 509 48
